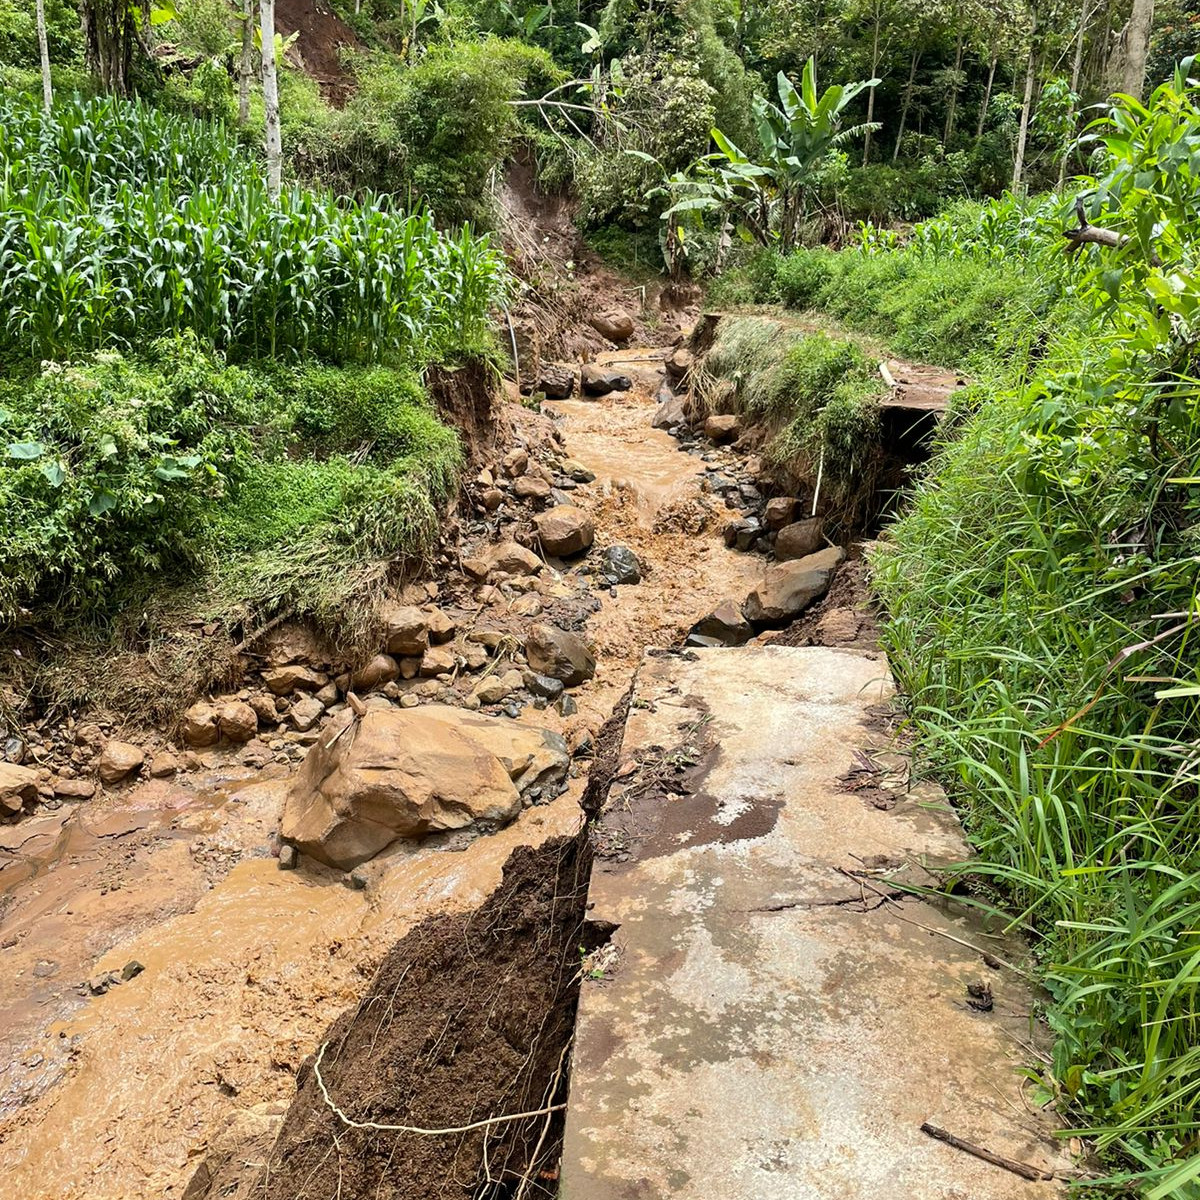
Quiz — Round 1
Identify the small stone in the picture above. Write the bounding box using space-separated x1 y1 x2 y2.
316 682 339 706
181 702 220 748
473 669 525 705
514 476 552 502
665 345 693 381
261 665 326 696
600 544 641 584
345 868 369 891
481 488 505 511
400 695 419 708
278 844 298 871
462 557 490 583
560 458 595 483
290 696 326 733
149 752 178 779
399 656 422 680
96 741 144 785
557 694 578 717
502 448 529 477
218 701 258 744
511 595 544 618
120 960 144 981
54 778 96 800
352 654 400 691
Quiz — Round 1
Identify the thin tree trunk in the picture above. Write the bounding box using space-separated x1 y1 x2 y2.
1070 0 1089 91
36 0 53 111
944 26 964 142
238 0 254 126
893 49 920 162
1121 0 1155 98
260 0 282 199
862 3 881 166
976 55 998 140
1011 35 1038 192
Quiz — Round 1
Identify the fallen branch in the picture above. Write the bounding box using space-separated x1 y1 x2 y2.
920 1122 1054 1182
312 1040 567 1136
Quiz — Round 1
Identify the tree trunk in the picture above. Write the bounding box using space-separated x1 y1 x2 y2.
81 0 136 94
1011 35 1038 192
1121 0 1155 98
260 0 282 199
1070 0 1090 91
944 27 964 143
238 0 254 126
36 0 53 111
976 55 998 140
862 4 881 166
893 49 921 162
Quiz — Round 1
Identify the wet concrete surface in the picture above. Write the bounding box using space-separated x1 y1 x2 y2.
561 646 1068 1199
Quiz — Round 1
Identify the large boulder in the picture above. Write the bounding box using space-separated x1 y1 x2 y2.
218 702 258 743
763 497 799 531
181 701 220 748
744 547 845 624
0 762 38 815
534 506 594 557
261 664 326 696
588 309 635 343
581 365 633 397
525 623 596 686
652 390 686 430
280 707 569 869
775 517 825 561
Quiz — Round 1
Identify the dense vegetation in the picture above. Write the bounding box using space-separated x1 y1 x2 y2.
713 69 1200 1195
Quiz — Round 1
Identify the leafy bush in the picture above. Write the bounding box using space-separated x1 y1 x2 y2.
0 95 507 364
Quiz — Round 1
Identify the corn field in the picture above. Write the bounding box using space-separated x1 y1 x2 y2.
0 95 507 363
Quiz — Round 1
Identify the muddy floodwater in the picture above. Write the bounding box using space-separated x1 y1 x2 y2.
0 358 766 1199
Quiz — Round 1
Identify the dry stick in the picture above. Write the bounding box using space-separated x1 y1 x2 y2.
920 1122 1054 1182
312 1041 567 1136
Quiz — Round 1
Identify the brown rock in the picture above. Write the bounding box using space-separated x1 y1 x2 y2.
775 517 825 560
462 557 490 583
525 624 596 686
473 669 524 705
665 345 693 381
96 741 145 785
588 308 635 343
0 762 39 814
581 365 633 396
502 448 529 477
54 778 96 800
744 547 845 623
424 607 457 644
181 702 220 748
352 654 400 691
704 414 741 443
488 540 542 576
399 657 422 680
290 695 326 733
481 488 505 512
652 391 686 430
280 707 568 868
420 645 457 677
218 701 258 743
514 475 552 502
149 752 179 779
383 605 430 657
763 497 799 531
534 506 594 557
261 665 325 696
247 694 279 727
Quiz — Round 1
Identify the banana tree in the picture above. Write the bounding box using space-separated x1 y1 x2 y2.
712 57 879 252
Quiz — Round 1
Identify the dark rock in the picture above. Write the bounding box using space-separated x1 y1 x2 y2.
735 520 762 551
525 624 596 686
775 517 825 561
600 544 641 584
557 693 578 717
525 673 565 701
691 600 754 647
120 960 145 981
581 365 633 396
538 363 576 399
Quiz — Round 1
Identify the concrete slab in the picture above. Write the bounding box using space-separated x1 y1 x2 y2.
562 646 1067 1200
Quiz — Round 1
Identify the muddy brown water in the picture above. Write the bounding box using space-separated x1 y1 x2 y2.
0 354 769 1199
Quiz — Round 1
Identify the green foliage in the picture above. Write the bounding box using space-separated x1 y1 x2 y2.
696 315 884 511
866 69 1200 1194
0 94 507 364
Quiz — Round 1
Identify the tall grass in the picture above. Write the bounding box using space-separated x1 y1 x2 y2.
0 95 506 363
869 65 1200 1194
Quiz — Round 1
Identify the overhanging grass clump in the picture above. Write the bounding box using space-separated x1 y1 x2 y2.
695 315 885 522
